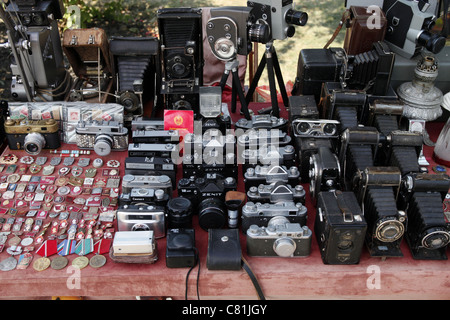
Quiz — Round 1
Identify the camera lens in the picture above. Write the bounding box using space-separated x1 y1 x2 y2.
285 9 308 27
119 92 140 112
167 197 193 229
375 218 404 242
198 198 227 231
24 133 46 156
421 229 450 249
417 31 446 55
94 134 113 156
248 23 271 44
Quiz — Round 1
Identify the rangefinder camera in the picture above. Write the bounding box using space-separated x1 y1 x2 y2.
247 182 306 204
131 117 165 131
235 114 288 132
240 145 296 170
117 204 166 238
237 129 292 149
4 118 60 155
122 174 173 194
246 216 312 257
75 120 128 156
244 165 300 189
241 201 308 233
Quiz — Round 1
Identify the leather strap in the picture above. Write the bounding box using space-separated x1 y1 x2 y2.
241 257 266 300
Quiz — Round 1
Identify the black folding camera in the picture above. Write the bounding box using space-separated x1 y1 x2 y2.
166 228 197 268
398 173 450 260
353 167 407 258
157 8 203 113
315 191 367 264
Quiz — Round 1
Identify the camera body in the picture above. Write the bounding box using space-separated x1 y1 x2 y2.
75 120 128 156
309 146 341 200
240 145 296 171
4 118 60 155
235 114 289 132
382 0 446 58
315 191 367 264
177 174 237 208
121 174 173 195
247 0 308 41
6 0 65 25
241 201 307 233
117 204 166 238
246 216 312 257
124 157 178 189
244 165 300 189
166 228 196 268
247 181 306 204
119 188 170 207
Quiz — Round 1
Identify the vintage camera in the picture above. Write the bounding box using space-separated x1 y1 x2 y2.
291 118 340 182
157 8 203 113
309 146 341 200
177 173 237 208
131 117 165 131
398 173 450 260
235 114 288 132
207 6 270 62
353 167 407 258
166 228 197 268
246 216 312 257
244 165 300 190
247 0 308 41
4 118 60 155
121 174 173 195
128 143 179 160
198 86 231 133
119 188 170 207
293 42 395 103
247 181 306 204
110 37 159 123
3 0 70 101
241 201 307 233
117 204 166 238
240 144 296 171
75 120 128 156
124 157 177 189
382 0 446 58
288 95 320 123
315 191 367 264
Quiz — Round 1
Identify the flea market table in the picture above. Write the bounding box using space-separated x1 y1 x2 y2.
0 102 448 300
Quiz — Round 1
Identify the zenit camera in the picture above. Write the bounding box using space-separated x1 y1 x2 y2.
246 216 312 257
4 118 60 155
75 120 128 156
117 204 166 238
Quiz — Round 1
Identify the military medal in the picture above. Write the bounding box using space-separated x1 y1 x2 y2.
50 256 68 270
33 257 51 271
0 256 17 271
72 256 89 269
89 255 106 268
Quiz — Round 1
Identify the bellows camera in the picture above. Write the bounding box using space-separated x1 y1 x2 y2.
246 216 312 257
4 118 60 155
75 120 128 156
315 191 367 265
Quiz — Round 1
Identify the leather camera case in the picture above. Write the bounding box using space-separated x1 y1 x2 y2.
206 229 241 271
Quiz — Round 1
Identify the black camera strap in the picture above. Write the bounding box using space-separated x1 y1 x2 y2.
241 256 266 300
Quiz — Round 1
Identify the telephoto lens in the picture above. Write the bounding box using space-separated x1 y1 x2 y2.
198 198 227 231
167 197 193 229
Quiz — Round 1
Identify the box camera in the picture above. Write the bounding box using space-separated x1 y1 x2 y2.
75 120 128 156
177 173 237 208
315 191 367 264
4 118 60 155
382 0 446 58
117 204 166 238
288 95 320 123
399 173 450 260
244 165 300 190
353 167 407 258
247 181 306 204
246 216 312 257
241 201 307 233
166 228 197 268
247 0 308 41
121 174 173 195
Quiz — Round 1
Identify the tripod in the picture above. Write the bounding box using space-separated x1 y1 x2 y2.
219 59 251 120
245 41 289 118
